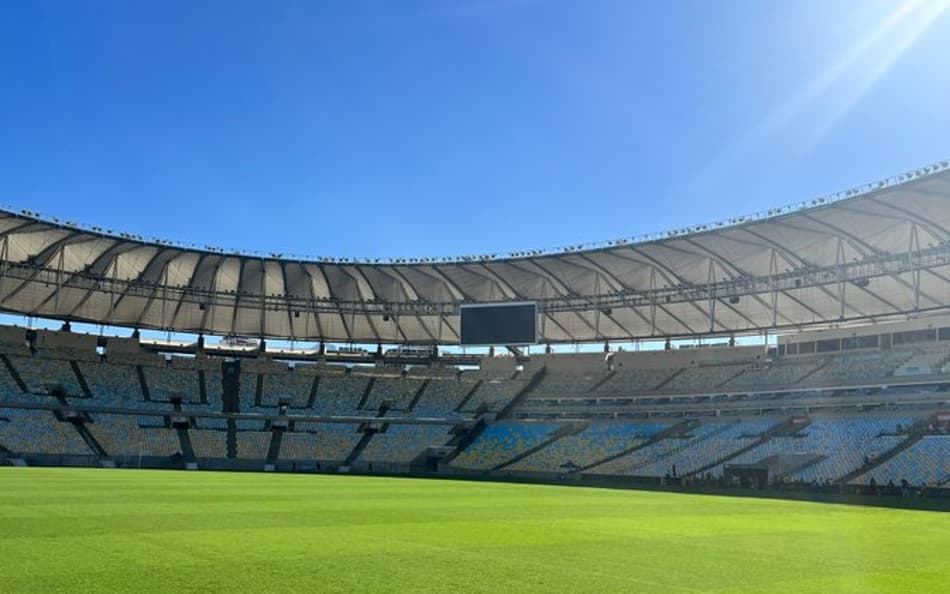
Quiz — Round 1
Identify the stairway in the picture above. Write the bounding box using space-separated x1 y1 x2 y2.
69 361 93 398
580 419 698 473
795 358 833 385
452 380 483 413
634 421 737 474
0 355 27 393
176 428 196 463
838 431 924 484
585 371 616 393
685 417 800 477
226 419 237 460
493 422 588 471
496 368 548 419
265 427 283 465
344 429 376 466
71 419 107 458
652 368 684 392
440 418 487 465
405 379 431 413
135 366 152 401
356 378 376 411
305 375 321 409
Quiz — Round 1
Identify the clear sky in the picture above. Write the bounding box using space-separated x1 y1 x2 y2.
1 0 949 261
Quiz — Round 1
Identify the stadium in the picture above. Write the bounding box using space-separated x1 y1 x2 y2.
2 160 950 591
5 3 950 592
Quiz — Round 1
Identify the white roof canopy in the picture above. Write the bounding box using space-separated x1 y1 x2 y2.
1 162 948 343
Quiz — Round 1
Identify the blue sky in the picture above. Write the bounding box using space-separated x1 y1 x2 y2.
1 0 949 261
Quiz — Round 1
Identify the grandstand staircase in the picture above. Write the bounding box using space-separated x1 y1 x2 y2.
344 430 376 466
794 359 833 385
265 425 283 466
717 365 752 388
586 371 616 393
222 361 240 459
438 369 550 466
452 380 483 413
344 407 388 465
652 368 685 392
198 369 210 406
496 368 547 419
135 366 152 401
356 378 376 411
630 421 739 475
405 379 431 413
0 440 27 466
250 372 264 408
837 423 928 484
69 361 94 397
439 418 487 466
176 428 197 464
69 419 107 459
0 355 27 393
686 417 803 477
579 419 699 473
226 419 237 459
494 422 589 471
305 375 321 409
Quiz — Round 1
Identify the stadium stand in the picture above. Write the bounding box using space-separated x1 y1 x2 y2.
86 414 181 458
803 350 915 386
189 430 228 458
506 422 669 472
281 423 363 461
141 362 200 402
362 376 426 412
724 359 826 391
236 431 272 459
257 370 315 409
531 372 600 395
893 347 950 377
852 435 950 487
359 424 453 463
0 408 92 455
459 378 527 413
791 419 912 482
2 321 950 498
658 364 746 394
590 368 678 394
7 354 83 395
591 420 773 476
411 378 475 417
77 360 167 410
311 376 369 415
449 422 561 470
711 418 913 481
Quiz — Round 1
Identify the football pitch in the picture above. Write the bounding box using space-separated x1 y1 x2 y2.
0 468 948 593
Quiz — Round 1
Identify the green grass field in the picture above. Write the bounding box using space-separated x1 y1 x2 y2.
1 468 948 593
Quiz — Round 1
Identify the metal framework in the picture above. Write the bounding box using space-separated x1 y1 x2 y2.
0 161 948 344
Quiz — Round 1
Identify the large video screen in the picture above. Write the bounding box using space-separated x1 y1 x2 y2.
459 302 537 346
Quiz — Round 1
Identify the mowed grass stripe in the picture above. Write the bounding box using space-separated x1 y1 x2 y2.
0 468 947 593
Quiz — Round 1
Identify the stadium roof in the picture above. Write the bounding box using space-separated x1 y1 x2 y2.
0 160 948 344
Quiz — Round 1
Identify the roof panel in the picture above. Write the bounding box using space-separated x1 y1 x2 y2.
0 163 947 342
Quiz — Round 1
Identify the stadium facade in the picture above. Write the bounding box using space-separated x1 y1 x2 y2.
1 161 949 496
